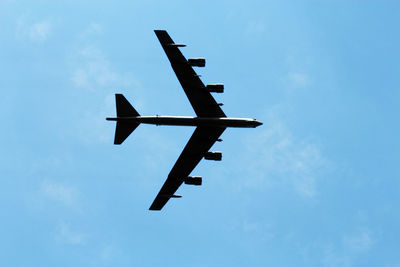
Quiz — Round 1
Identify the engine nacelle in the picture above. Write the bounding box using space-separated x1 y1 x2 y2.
206 84 224 93
188 58 206 67
184 176 202 186
166 43 186 47
204 152 222 161
160 194 182 198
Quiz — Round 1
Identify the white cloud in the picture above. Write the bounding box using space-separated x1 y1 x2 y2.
286 72 310 88
70 44 137 93
16 17 52 43
243 220 260 232
79 22 103 38
67 23 144 144
29 21 52 42
245 19 266 35
227 219 275 242
243 112 328 197
69 23 131 91
55 221 85 245
41 181 78 206
322 229 374 267
73 94 115 144
342 229 373 254
71 46 119 90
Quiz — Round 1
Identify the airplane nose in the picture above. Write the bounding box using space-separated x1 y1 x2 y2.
254 120 263 127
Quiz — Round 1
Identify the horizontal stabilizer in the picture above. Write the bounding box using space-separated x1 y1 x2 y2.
114 122 139 145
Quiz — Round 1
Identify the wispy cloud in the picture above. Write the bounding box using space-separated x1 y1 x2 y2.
55 221 85 245
286 72 311 88
245 19 266 35
29 21 52 42
79 22 103 38
16 17 52 43
41 181 78 206
67 23 142 144
71 46 120 90
322 229 373 267
69 23 134 91
243 111 328 197
73 93 115 144
342 229 373 254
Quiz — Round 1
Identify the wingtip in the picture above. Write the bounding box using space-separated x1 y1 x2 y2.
149 206 161 211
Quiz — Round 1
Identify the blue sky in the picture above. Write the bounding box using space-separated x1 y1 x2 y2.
1 1 399 266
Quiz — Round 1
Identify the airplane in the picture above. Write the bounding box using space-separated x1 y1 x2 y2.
106 30 262 210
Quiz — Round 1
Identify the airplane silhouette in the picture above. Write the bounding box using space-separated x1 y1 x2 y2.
107 30 262 210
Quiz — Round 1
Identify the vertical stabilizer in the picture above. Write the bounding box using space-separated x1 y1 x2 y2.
116 94 139 117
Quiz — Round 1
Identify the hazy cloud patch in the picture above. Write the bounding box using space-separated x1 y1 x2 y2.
68 30 141 144
71 46 120 90
286 72 311 88
69 43 137 92
29 21 51 42
242 220 274 239
55 221 85 245
73 94 114 144
322 229 373 267
16 17 52 43
227 219 275 242
41 181 79 206
66 23 149 145
245 19 266 35
79 22 103 38
342 229 373 254
243 112 328 197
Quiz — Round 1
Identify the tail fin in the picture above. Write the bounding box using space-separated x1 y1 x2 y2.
116 94 139 117
114 94 140 145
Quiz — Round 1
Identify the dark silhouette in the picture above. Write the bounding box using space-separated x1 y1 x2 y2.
107 30 262 210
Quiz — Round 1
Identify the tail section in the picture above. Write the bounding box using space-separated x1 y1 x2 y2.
113 94 140 145
114 121 139 144
116 94 139 117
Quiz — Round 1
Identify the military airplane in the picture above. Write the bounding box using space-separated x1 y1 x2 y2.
107 30 262 210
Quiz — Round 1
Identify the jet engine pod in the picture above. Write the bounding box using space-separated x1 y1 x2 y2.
166 43 186 47
187 58 205 67
204 151 222 161
184 176 202 186
206 84 224 93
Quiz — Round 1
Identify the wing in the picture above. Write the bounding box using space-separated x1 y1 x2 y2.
149 126 225 210
154 30 226 118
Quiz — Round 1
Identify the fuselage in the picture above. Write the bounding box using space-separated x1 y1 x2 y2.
106 116 263 128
